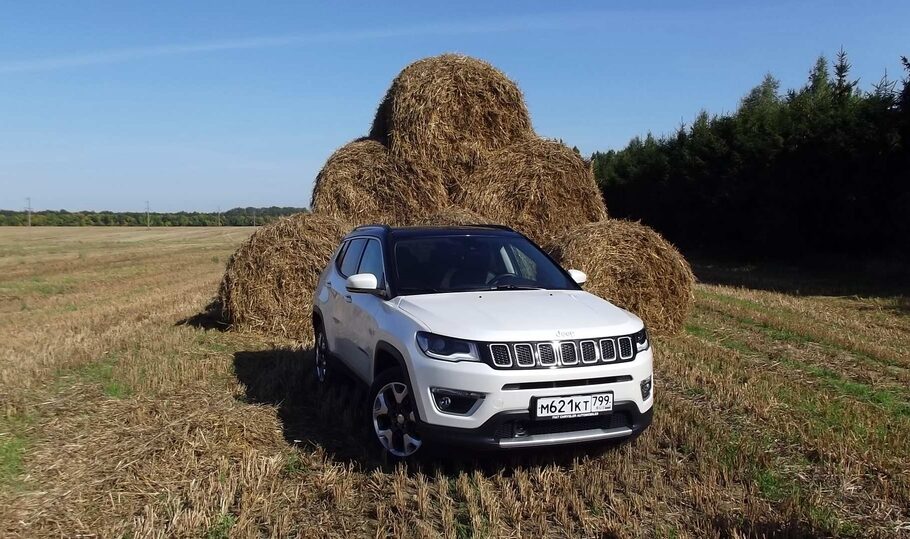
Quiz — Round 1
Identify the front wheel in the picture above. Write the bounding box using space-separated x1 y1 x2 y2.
369 368 423 459
314 321 331 384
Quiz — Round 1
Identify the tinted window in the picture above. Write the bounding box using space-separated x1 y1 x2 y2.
357 239 385 285
392 235 576 294
340 238 367 276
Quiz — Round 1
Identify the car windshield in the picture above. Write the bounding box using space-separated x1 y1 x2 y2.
392 234 577 295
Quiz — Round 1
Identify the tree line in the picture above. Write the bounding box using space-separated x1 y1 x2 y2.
0 207 307 227
593 51 910 258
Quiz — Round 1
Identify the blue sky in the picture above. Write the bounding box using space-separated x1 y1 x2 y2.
1 1 907 212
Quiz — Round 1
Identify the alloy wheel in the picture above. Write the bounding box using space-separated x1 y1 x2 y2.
372 381 422 457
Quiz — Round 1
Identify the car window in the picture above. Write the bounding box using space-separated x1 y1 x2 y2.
357 239 385 285
339 238 367 277
334 240 350 270
393 235 575 294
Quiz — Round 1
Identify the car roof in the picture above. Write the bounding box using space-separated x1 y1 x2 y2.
344 224 519 241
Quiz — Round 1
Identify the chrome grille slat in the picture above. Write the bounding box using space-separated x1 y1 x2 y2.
537 343 557 366
599 338 616 362
514 344 535 367
559 342 578 365
489 344 512 367
618 337 633 360
580 340 598 364
488 334 641 369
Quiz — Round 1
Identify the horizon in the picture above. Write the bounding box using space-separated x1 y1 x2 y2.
2 1 908 212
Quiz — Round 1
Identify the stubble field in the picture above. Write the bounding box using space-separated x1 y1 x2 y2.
0 227 907 538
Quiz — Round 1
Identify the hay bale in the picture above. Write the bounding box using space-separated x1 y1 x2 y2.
454 137 607 245
370 54 533 192
544 220 694 334
413 206 501 227
310 138 447 226
219 213 351 343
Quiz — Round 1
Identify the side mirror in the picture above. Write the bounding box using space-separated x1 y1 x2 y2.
568 269 587 285
346 273 381 294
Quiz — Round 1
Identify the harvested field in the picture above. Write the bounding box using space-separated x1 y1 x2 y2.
1 228 908 538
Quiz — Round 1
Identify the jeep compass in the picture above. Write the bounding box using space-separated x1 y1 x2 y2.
312 225 653 458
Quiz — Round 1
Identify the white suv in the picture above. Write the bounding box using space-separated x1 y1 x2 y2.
312 225 653 458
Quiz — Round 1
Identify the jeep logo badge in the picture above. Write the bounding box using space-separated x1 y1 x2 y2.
556 329 575 338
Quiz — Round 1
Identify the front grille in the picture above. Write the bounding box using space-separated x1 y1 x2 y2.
514 344 535 367
560 342 578 365
538 343 557 366
489 344 512 367
580 340 598 364
481 331 643 370
501 375 633 391
618 337 633 360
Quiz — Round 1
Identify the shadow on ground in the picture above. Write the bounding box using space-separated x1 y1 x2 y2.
175 299 229 331
231 347 630 475
692 258 910 306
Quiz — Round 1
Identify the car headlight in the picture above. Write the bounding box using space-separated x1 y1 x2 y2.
633 327 650 352
416 332 480 362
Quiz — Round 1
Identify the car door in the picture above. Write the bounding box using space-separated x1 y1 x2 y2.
329 238 367 370
346 237 386 383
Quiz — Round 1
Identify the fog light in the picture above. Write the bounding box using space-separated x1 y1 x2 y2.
431 388 484 415
640 376 653 400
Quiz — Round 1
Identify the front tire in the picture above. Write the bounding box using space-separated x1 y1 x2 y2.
369 368 423 459
314 321 331 384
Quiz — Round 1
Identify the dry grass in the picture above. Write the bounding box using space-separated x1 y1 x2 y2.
546 220 695 334
455 137 608 244
309 138 448 226
1 228 908 538
219 213 351 344
370 54 533 194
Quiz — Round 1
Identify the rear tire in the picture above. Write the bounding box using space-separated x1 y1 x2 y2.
369 368 423 459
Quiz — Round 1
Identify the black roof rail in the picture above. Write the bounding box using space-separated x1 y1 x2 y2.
351 223 391 232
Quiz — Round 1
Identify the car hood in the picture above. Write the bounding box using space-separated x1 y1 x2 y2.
394 289 642 341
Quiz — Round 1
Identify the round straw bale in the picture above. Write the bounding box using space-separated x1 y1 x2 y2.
454 137 607 245
370 54 533 192
219 213 351 343
413 206 501 227
310 138 448 226
544 220 694 334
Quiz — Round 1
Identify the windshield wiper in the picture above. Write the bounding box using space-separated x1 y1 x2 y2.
487 284 544 291
398 286 442 294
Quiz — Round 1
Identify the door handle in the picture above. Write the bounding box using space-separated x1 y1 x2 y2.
344 295 352 303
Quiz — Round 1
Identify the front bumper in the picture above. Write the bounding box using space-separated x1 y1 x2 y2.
420 401 652 449
407 343 654 425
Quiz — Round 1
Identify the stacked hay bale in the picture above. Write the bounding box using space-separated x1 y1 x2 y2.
219 53 694 338
544 220 695 333
455 137 606 245
219 213 350 343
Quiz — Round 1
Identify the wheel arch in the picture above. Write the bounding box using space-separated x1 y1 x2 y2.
373 340 408 382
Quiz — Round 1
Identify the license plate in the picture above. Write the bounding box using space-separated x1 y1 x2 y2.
534 392 613 419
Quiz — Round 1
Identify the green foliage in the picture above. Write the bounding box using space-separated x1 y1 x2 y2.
593 51 910 257
0 207 307 227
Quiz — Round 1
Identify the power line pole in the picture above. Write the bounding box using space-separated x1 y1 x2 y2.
26 197 31 227
145 200 150 229
252 208 256 227
217 206 221 227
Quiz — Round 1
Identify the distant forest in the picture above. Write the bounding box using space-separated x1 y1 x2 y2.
593 51 910 258
0 207 307 226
